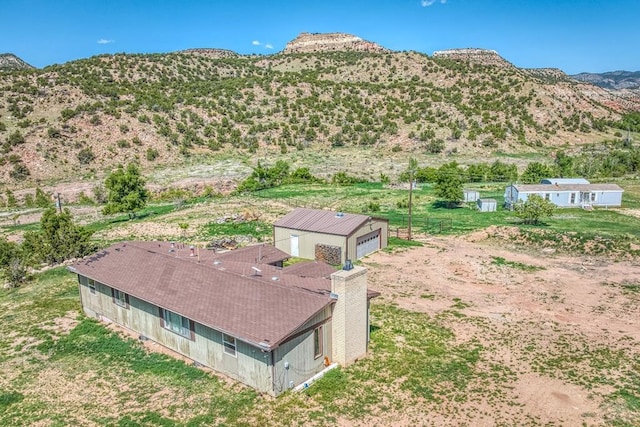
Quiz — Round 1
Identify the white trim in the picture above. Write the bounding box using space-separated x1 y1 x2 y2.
223 333 237 357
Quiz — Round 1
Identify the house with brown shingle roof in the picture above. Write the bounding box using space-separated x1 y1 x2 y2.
69 241 376 396
273 208 389 264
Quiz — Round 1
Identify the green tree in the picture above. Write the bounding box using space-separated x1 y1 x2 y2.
0 237 28 288
514 194 555 225
520 162 554 184
434 162 464 208
5 190 17 208
35 187 51 208
103 163 149 218
489 160 518 182
0 237 20 269
554 151 574 177
23 208 95 265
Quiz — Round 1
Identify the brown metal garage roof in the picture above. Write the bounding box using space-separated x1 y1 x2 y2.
273 208 371 236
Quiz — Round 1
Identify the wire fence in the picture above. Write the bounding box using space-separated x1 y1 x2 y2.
393 215 453 234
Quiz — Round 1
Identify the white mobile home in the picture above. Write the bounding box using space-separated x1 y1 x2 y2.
504 183 623 208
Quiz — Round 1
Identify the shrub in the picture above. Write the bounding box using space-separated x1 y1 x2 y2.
77 147 95 165
146 147 159 161
7 130 25 146
9 162 30 180
47 127 61 139
426 139 445 154
89 114 102 126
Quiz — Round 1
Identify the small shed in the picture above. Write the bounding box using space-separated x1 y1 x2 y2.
464 190 480 203
477 198 497 212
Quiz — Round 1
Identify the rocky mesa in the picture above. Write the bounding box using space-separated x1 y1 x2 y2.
432 48 514 68
282 32 389 54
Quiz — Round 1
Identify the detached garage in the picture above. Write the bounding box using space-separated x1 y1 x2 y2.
273 208 389 264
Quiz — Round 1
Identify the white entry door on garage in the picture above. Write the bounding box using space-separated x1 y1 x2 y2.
290 234 299 257
356 229 380 259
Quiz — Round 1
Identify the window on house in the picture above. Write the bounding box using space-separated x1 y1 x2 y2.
88 279 96 294
570 193 576 204
223 334 237 357
590 192 596 202
314 326 323 359
160 308 193 339
112 289 129 308
544 193 550 201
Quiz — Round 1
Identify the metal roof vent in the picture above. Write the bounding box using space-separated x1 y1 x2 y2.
335 212 344 218
213 260 222 265
271 276 279 281
343 259 353 271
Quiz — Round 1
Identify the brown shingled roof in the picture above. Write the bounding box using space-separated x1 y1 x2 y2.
283 261 338 278
273 208 371 236
214 243 289 265
70 242 333 350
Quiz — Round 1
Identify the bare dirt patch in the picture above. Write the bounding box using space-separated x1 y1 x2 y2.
360 233 640 425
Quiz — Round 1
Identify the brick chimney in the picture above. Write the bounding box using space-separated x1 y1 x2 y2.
330 265 368 365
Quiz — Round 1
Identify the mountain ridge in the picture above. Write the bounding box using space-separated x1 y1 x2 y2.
0 53 35 71
0 32 638 187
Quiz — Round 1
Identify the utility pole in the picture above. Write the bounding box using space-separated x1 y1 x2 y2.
406 157 417 241
408 178 413 241
56 193 62 213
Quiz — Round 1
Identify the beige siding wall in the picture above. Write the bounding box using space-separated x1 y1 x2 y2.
272 306 333 394
274 220 388 264
274 227 346 261
77 275 273 394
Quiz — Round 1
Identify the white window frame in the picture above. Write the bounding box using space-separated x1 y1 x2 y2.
161 308 193 339
590 192 596 202
223 333 237 357
314 326 323 359
88 279 96 294
570 192 576 204
112 289 129 308
544 193 550 201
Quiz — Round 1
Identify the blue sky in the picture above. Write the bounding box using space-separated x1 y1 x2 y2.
2 0 638 74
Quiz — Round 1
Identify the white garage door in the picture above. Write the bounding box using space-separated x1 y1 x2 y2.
356 229 380 259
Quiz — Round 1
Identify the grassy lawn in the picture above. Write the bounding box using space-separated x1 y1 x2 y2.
252 181 640 240
0 269 504 425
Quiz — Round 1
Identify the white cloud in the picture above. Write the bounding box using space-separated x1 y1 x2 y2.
265 44 273 49
97 39 114 44
421 0 446 6
252 40 261 46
